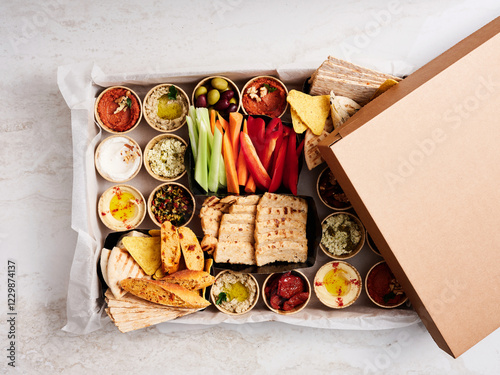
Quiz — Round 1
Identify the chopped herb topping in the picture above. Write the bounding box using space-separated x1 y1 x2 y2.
263 83 277 93
126 97 132 108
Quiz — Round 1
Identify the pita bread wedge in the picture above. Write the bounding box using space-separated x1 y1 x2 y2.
304 116 334 170
214 241 256 265
122 236 161 276
160 221 181 274
100 248 112 287
255 240 308 266
107 246 147 299
120 278 211 309
177 226 204 271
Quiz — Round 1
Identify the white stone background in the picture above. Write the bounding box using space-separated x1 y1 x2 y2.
1 0 499 374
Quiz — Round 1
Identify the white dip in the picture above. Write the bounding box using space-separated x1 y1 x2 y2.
96 136 141 182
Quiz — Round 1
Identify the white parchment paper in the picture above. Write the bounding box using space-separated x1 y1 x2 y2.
58 62 420 334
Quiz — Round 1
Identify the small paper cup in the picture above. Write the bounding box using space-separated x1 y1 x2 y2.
143 84 190 132
365 261 408 309
314 261 362 309
316 167 352 211
210 270 259 316
262 270 311 315
320 212 366 260
94 86 142 134
143 134 188 182
95 135 142 183
147 182 195 227
98 184 146 231
241 76 288 118
192 76 241 113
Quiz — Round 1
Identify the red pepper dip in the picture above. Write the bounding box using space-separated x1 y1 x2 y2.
242 77 288 118
96 87 141 132
264 271 310 313
366 261 407 308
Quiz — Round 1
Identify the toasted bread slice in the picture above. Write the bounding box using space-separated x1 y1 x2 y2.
177 226 204 271
218 222 255 243
161 221 181 274
160 270 215 290
254 218 306 235
256 206 307 224
228 204 257 215
258 193 307 211
214 241 256 265
220 213 255 225
120 278 210 309
255 228 307 246
255 241 308 266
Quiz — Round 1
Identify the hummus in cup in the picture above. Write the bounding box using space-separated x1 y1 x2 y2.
98 185 146 231
143 84 189 132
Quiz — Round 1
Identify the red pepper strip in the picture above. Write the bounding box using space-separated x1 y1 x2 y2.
268 137 288 193
272 126 291 172
240 132 271 190
261 118 283 174
296 139 304 158
285 130 299 195
246 116 266 158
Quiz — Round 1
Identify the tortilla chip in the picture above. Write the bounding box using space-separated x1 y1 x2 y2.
371 79 399 100
290 108 308 134
152 267 167 280
287 90 330 135
149 229 161 237
122 236 161 276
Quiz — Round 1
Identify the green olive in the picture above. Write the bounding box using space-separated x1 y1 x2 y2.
194 85 208 99
207 89 220 106
229 97 237 104
211 77 228 91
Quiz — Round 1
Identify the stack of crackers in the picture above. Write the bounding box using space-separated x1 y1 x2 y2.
308 56 401 105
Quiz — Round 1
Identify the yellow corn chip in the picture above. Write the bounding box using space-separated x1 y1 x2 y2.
371 79 399 100
149 229 161 237
122 236 161 276
287 90 330 135
290 108 308 134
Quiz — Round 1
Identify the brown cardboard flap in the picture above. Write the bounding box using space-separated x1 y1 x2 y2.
319 16 500 358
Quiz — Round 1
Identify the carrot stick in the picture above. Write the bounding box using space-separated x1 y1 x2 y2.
217 113 228 132
229 112 243 164
215 119 224 135
210 109 216 135
222 130 239 195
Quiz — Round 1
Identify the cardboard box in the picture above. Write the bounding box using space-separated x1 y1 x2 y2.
318 17 500 358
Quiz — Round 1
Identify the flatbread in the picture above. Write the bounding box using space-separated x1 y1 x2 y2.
258 193 307 211
255 206 307 224
304 116 334 170
218 222 255 242
107 246 147 299
100 248 112 287
228 204 257 215
214 241 256 265
255 240 308 266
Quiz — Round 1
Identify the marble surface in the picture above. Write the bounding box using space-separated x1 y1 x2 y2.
1 1 499 373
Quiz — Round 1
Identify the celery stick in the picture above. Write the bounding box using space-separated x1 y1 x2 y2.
208 127 223 192
186 116 198 161
219 154 227 188
195 124 209 192
188 105 197 125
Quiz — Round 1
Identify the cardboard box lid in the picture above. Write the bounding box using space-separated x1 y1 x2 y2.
318 17 500 358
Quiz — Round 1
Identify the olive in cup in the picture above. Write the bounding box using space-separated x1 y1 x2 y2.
192 76 241 115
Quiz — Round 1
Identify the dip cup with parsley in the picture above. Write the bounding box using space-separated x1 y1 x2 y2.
143 134 187 182
143 84 190 132
147 182 195 227
365 261 408 308
94 86 142 134
320 212 365 260
241 76 288 118
211 270 259 316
